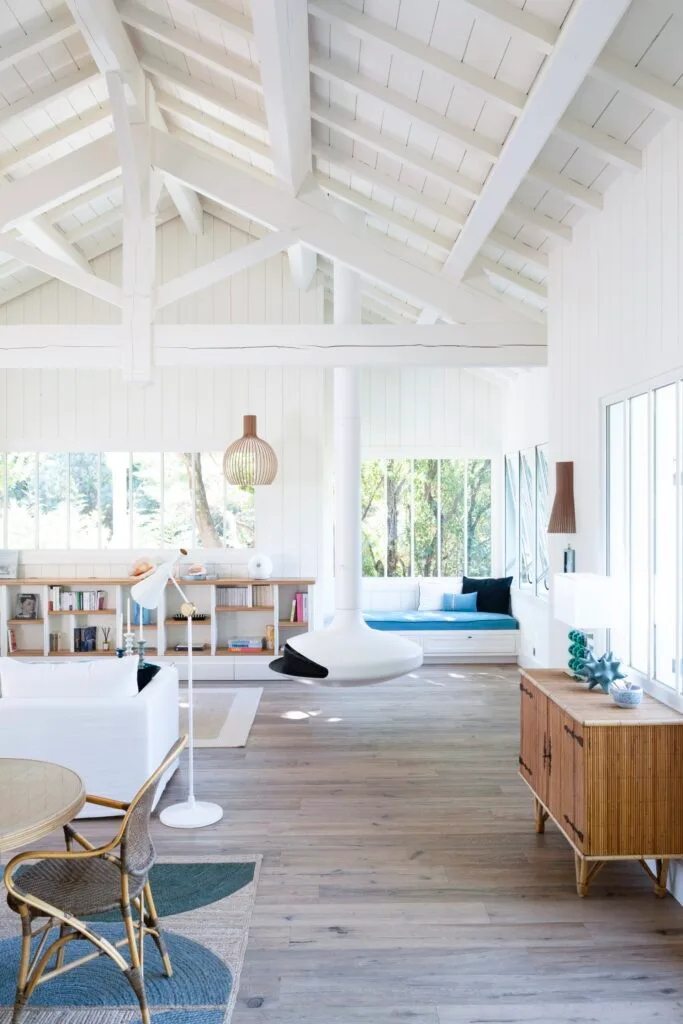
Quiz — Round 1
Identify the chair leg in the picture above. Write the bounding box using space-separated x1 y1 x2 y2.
125 966 151 1024
121 900 152 1024
11 908 32 1024
143 881 173 978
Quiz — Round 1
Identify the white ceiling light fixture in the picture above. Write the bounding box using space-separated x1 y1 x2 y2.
270 207 423 686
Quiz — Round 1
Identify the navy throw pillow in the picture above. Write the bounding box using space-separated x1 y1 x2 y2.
461 576 513 615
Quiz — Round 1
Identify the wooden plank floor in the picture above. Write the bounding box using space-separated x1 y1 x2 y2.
63 667 683 1020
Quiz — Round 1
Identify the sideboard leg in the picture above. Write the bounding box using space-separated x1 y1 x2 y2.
534 798 548 834
574 853 589 897
654 858 670 898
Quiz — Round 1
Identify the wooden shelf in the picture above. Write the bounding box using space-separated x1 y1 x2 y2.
216 647 274 656
215 605 273 612
49 609 113 616
167 648 212 656
8 618 44 624
279 620 307 626
13 577 315 587
165 618 211 624
8 649 44 656
59 650 117 657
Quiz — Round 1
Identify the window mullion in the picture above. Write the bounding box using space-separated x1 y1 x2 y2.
648 391 655 682
410 460 415 579
436 459 442 576
464 459 469 576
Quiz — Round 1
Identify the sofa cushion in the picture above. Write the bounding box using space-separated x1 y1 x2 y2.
418 577 462 611
443 592 477 612
0 657 139 699
364 611 519 631
462 576 513 615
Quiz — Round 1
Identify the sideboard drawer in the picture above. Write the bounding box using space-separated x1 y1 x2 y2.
423 632 517 656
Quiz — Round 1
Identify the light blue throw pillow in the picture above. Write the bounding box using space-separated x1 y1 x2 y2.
443 592 477 612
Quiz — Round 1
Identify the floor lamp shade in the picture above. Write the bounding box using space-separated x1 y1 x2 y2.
547 461 576 534
223 415 277 486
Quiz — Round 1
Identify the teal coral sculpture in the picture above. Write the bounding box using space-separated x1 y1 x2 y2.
567 629 591 679
582 649 627 693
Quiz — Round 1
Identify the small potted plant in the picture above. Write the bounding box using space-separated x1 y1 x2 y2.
101 626 111 652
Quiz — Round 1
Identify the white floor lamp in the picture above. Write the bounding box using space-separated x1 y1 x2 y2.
131 552 223 829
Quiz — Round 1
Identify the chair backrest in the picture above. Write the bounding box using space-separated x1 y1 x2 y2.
118 736 187 878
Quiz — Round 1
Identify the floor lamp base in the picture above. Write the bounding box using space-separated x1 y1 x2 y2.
160 799 223 829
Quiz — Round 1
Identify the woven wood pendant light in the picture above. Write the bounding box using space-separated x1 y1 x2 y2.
547 461 576 534
223 415 278 486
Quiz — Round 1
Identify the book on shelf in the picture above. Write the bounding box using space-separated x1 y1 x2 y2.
7 627 16 653
228 637 264 649
174 643 209 652
252 584 273 607
48 587 107 612
290 591 308 623
73 626 98 653
216 586 252 607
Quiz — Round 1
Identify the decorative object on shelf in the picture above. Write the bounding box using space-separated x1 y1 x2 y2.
182 562 207 581
554 573 625 684
265 624 275 650
49 632 60 654
123 632 135 658
223 414 278 486
130 557 155 577
581 648 627 693
15 593 38 619
610 680 643 707
248 552 273 579
135 638 148 668
173 612 208 621
101 626 111 652
547 461 576 573
115 647 125 659
132 548 223 829
0 550 18 579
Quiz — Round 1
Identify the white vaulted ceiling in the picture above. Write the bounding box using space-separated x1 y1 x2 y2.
0 0 679 340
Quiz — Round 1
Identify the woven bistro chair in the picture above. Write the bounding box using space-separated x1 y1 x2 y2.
4 735 188 1024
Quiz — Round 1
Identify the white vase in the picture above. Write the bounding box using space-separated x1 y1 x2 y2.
247 553 273 579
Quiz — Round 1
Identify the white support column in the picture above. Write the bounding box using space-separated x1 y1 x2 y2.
288 243 318 291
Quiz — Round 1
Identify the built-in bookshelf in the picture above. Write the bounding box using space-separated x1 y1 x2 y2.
0 577 315 680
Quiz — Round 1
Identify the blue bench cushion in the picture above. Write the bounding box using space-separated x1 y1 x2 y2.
363 610 519 631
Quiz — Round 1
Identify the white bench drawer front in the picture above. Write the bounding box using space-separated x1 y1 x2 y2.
422 632 518 656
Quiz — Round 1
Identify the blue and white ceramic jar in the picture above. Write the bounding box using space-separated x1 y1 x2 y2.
609 681 643 708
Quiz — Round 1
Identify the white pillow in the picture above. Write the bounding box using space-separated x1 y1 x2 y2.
0 657 139 699
417 577 463 611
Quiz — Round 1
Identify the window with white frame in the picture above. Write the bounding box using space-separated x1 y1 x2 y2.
360 458 492 577
0 452 254 550
607 383 682 693
505 444 549 595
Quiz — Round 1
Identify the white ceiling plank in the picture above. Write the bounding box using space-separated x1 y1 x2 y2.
526 162 604 212
473 256 548 300
65 207 122 242
311 101 482 201
288 243 318 290
465 273 547 324
312 143 466 226
0 104 112 177
315 172 453 253
152 129 536 327
156 228 299 308
487 229 549 273
0 236 122 306
119 2 262 93
309 51 501 163
417 308 439 325
51 176 122 222
139 54 268 136
156 92 271 161
18 217 91 274
504 200 572 244
68 0 204 236
461 0 558 52
0 10 81 73
307 0 526 115
0 135 119 231
444 0 630 279
0 63 101 128
555 115 642 172
592 52 683 121
169 0 255 40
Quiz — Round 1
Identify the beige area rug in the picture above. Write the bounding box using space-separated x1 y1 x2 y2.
180 686 263 748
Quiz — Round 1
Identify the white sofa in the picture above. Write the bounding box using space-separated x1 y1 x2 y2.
0 659 180 817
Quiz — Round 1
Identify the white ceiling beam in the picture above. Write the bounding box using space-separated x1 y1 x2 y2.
17 217 91 274
51 176 122 222
504 200 572 244
68 0 204 237
0 135 119 231
0 10 81 73
0 236 122 305
444 0 630 279
169 0 255 40
308 0 526 115
473 256 547 301
315 172 454 253
121 106 156 381
0 64 100 128
118 2 262 93
251 0 315 294
139 54 268 137
152 129 535 326
312 143 467 226
311 101 482 201
592 53 683 122
465 273 547 325
417 308 440 325
156 228 299 308
309 51 501 163
0 104 112 176
486 230 548 273
64 206 122 242
460 0 557 54
155 92 271 163
526 162 604 212
555 115 642 172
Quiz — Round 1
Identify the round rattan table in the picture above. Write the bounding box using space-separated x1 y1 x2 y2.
0 758 85 854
